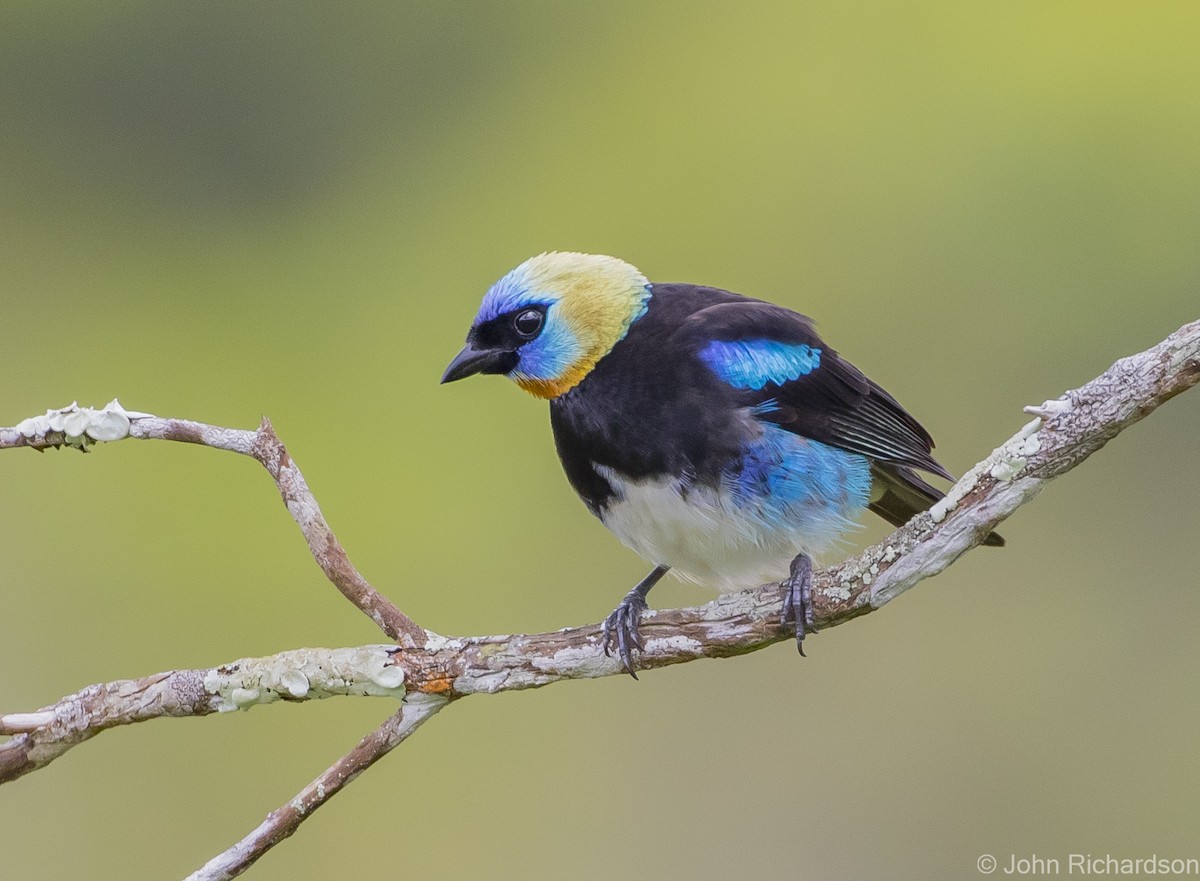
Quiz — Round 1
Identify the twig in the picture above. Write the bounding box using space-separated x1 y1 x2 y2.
185 695 446 881
0 409 424 646
2 318 1197 878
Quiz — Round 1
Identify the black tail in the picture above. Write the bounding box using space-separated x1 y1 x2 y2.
869 463 1005 547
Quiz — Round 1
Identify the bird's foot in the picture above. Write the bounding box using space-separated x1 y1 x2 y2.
780 552 818 655
601 587 649 679
599 565 669 679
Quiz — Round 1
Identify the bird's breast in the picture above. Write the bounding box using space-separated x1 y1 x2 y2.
594 428 871 593
548 363 747 515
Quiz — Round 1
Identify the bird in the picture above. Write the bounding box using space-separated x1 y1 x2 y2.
442 252 1001 676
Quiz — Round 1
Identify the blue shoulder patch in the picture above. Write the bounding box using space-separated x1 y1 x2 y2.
699 339 822 390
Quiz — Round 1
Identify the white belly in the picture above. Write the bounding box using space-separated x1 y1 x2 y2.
595 466 857 593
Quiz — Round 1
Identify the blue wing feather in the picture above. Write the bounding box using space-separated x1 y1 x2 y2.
700 339 822 390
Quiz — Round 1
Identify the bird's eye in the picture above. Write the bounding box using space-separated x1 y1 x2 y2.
513 308 544 338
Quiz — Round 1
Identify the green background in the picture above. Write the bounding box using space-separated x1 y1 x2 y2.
2 3 1197 879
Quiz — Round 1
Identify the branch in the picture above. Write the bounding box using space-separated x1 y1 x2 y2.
2 318 1197 878
0 646 408 784
184 695 446 881
0 407 424 647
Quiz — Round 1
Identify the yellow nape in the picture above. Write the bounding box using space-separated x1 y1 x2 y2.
514 252 650 398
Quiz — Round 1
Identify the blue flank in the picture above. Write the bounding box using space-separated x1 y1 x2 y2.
725 423 870 537
700 339 822 390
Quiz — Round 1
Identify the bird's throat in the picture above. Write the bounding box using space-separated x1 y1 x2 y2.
514 362 593 399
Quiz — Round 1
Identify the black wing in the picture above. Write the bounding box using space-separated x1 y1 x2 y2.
679 299 952 478
677 298 1002 544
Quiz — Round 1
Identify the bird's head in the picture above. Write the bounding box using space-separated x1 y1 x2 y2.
441 252 651 399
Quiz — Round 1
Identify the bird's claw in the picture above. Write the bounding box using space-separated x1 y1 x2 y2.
601 588 649 679
781 552 817 655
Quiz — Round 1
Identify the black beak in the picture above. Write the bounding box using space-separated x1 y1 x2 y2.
441 344 518 384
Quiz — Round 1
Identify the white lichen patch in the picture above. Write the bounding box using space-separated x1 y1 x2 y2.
204 646 405 713
822 584 852 601
988 459 1023 481
458 669 513 693
279 670 310 698
421 633 466 653
14 399 154 450
528 644 612 679
230 688 260 709
989 430 1041 481
368 665 406 690
643 634 703 654
1023 398 1073 420
701 587 763 621
931 417 1043 522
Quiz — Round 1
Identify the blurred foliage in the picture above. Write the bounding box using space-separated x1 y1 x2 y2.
1 3 1197 879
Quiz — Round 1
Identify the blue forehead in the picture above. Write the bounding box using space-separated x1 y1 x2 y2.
476 264 557 325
